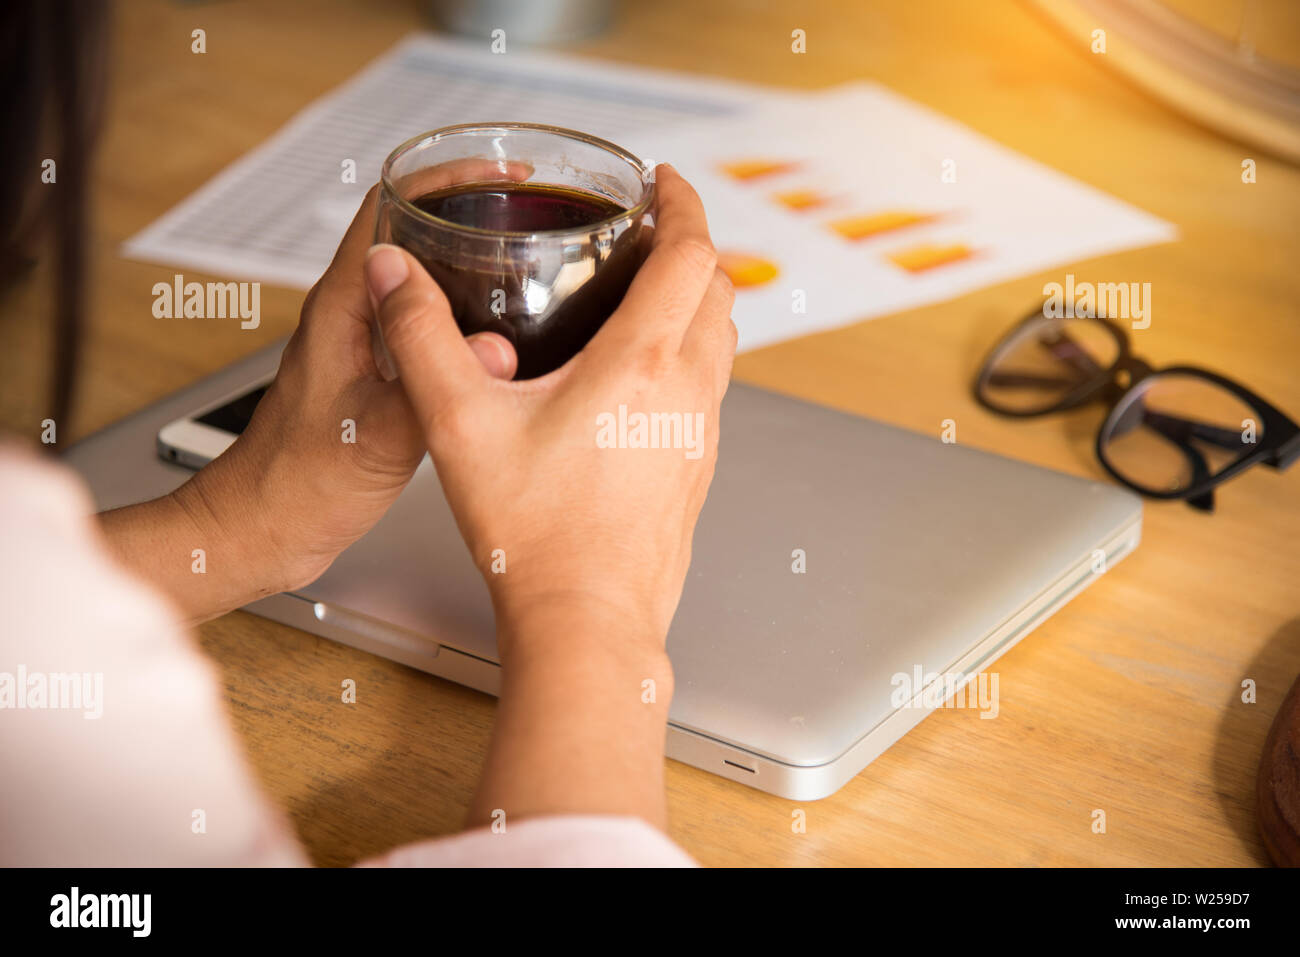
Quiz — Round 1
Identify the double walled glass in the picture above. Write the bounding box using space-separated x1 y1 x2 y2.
377 123 653 379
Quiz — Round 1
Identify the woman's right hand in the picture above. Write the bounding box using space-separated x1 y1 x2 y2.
364 165 736 653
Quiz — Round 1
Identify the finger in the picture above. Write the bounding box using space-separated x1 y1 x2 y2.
588 165 716 356
465 331 518 380
307 184 383 327
366 243 486 422
311 159 534 328
389 157 534 205
635 221 655 260
679 267 738 390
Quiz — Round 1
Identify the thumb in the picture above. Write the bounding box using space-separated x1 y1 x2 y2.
365 243 485 420
465 332 518 381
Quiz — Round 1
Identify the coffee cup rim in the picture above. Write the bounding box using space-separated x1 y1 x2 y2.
380 122 655 240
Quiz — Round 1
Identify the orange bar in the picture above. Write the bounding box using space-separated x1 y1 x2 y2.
886 242 975 273
719 159 800 181
716 252 779 288
771 189 830 211
828 210 936 240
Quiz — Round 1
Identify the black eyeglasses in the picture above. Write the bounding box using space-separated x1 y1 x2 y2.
973 310 1300 512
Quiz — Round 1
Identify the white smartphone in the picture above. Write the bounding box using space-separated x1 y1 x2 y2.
156 379 271 469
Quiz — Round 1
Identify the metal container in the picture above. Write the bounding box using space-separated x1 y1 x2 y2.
429 0 617 45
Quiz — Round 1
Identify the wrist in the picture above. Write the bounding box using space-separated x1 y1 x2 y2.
493 591 674 678
170 450 310 600
99 473 295 626
472 592 676 831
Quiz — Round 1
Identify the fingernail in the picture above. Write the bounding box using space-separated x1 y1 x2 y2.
365 244 409 306
466 333 516 380
370 321 399 381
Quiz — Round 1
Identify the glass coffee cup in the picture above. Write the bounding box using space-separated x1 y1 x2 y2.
376 123 654 379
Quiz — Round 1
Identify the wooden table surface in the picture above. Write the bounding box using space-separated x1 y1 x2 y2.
3 0 1298 866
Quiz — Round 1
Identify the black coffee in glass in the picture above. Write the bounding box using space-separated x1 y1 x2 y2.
378 125 653 380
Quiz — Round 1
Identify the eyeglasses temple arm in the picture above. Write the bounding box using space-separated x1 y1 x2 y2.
1047 332 1105 379
1270 430 1300 470
983 371 1083 389
1141 411 1244 451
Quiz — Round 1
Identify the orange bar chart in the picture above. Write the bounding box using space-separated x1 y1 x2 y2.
886 242 976 273
771 189 833 211
827 210 938 240
719 159 801 181
716 251 780 288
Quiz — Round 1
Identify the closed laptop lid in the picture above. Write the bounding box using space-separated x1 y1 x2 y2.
666 384 1139 766
65 346 1140 771
310 382 1139 766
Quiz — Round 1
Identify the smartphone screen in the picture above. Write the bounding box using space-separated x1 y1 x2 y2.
195 386 267 436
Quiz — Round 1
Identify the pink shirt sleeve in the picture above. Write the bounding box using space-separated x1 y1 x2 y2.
0 448 306 867
361 816 695 867
0 449 693 867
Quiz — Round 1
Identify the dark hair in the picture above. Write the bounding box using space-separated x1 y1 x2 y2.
1 1 110 435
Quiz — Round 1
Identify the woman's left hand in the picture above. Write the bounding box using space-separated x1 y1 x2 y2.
101 165 522 623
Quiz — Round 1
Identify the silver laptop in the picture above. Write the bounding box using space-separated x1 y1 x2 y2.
65 340 1141 800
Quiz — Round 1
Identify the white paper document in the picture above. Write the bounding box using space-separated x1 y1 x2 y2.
123 37 1177 350
122 34 794 289
648 82 1177 351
